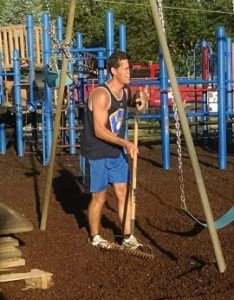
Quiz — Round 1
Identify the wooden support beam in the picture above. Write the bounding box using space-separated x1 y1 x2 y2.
0 258 25 269
0 237 19 248
0 269 53 289
149 0 226 273
0 246 22 260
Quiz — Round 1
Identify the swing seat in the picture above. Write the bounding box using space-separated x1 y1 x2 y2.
185 206 234 230
43 64 73 89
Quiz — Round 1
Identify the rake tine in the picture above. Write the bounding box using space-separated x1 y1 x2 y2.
100 243 154 260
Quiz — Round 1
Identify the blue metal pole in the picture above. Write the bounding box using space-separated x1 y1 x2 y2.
70 47 106 54
0 52 4 106
226 39 232 112
119 22 128 143
57 15 75 154
127 110 221 121
56 16 64 42
159 49 170 169
26 15 35 109
106 10 114 80
0 51 6 154
216 26 227 169
42 12 53 165
13 50 24 156
201 40 208 134
76 32 83 49
76 32 85 104
226 37 233 144
119 22 127 148
130 78 214 86
97 51 105 84
117 23 128 138
68 94 76 155
177 78 213 85
119 24 126 52
105 10 114 58
0 123 6 154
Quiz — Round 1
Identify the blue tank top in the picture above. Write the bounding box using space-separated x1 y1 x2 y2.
80 83 128 159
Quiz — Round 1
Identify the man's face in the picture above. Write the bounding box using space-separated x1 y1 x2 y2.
111 59 131 85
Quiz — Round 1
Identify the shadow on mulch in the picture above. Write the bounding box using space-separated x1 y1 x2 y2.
0 292 7 300
52 169 91 230
145 214 204 237
52 169 120 236
137 221 179 262
24 155 41 226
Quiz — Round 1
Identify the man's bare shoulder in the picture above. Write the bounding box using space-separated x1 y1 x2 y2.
89 86 111 109
91 86 109 99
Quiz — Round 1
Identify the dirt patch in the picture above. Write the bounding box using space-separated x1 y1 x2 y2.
0 143 233 300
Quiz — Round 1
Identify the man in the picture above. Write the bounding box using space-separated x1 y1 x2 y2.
80 51 148 250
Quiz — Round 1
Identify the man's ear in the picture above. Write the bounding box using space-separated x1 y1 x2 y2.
111 67 117 76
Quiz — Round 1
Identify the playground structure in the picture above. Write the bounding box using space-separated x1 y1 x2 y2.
0 10 233 169
0 10 123 165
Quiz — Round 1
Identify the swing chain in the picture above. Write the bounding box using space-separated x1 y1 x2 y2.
40 20 71 59
31 10 71 59
157 0 187 211
26 1 71 59
31 4 97 73
173 102 187 211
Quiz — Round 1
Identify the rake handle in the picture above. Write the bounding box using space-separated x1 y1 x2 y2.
131 115 138 234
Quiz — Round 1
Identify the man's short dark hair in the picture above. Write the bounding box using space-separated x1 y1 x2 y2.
107 51 130 75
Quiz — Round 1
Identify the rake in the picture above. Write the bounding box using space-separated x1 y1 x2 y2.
128 112 154 260
98 113 154 261
131 114 139 235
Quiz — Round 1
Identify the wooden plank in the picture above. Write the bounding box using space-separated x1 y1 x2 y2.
0 246 22 260
34 27 41 66
0 32 3 55
13 28 19 50
0 269 53 289
3 30 9 67
0 246 21 254
0 24 43 68
0 258 25 269
0 203 33 235
19 28 26 59
0 237 19 247
8 30 14 61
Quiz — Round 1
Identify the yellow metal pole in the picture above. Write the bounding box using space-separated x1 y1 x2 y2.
149 0 226 273
40 0 76 231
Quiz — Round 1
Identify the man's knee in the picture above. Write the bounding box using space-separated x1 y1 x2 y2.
92 191 107 205
114 183 129 201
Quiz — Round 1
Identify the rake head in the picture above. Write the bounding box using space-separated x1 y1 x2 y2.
99 243 154 260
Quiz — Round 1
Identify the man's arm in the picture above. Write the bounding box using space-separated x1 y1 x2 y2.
91 87 138 159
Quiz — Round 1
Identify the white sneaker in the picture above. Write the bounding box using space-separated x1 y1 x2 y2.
122 235 143 250
89 234 112 249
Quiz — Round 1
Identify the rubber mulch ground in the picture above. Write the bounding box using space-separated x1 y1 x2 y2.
0 142 233 300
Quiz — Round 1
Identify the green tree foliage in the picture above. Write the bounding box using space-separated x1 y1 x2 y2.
201 0 233 36
0 0 234 75
0 0 44 25
112 1 159 64
162 0 210 74
153 0 234 74
46 0 106 48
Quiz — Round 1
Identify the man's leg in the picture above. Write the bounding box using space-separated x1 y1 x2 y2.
113 183 131 235
88 190 107 236
114 183 143 250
